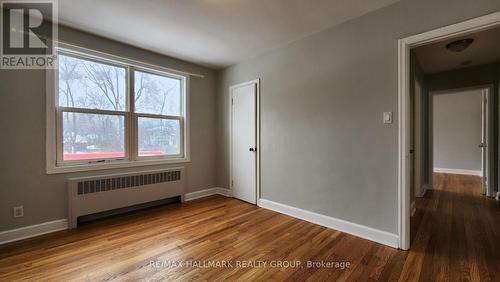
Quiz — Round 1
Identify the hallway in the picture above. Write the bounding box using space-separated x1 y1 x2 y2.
403 173 500 280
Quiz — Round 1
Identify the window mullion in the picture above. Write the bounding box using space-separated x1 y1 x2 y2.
129 66 137 161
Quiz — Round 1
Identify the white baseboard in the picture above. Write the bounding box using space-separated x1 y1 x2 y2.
410 201 416 217
215 187 232 197
434 168 482 176
417 184 430 197
423 183 432 192
0 219 68 245
1 189 232 244
184 187 232 201
258 199 399 248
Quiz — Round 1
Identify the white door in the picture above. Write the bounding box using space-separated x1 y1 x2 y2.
480 89 489 195
231 82 257 204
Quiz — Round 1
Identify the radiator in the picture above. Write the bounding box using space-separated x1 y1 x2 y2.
67 167 185 228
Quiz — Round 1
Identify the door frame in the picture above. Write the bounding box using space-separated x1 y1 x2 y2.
398 11 500 250
429 85 494 193
413 78 424 198
481 88 492 196
229 79 261 204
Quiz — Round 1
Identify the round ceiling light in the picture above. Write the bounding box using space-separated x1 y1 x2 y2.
445 38 474 52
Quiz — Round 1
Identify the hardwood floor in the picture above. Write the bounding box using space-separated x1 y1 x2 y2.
402 173 500 281
0 173 498 281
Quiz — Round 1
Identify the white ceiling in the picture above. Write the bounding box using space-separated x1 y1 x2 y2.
57 0 399 69
414 26 500 74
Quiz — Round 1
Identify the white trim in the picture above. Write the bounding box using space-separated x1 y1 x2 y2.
46 158 191 174
229 79 261 205
184 187 232 202
184 188 218 201
258 199 398 248
398 38 410 250
401 12 500 47
0 219 68 245
410 201 416 217
215 187 233 197
398 11 500 250
433 168 482 176
419 184 431 197
1 188 231 244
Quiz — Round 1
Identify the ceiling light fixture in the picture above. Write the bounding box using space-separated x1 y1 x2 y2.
445 38 474 52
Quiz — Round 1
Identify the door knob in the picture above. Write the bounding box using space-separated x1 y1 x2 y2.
249 148 256 152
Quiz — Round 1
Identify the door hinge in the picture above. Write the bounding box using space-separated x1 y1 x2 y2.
231 180 234 187
231 98 234 105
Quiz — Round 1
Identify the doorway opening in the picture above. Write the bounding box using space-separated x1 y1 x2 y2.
430 87 493 196
398 11 500 250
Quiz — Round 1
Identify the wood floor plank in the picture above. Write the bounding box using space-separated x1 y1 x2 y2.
0 174 498 281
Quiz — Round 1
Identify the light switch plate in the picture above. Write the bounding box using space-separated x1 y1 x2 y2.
383 112 393 124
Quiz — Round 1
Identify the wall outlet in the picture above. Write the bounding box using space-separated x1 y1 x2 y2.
13 206 24 218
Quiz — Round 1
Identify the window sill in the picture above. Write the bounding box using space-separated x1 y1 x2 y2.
46 158 191 174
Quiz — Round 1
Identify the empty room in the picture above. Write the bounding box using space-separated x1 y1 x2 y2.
1 0 499 281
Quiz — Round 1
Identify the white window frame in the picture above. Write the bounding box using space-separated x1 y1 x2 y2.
46 42 190 174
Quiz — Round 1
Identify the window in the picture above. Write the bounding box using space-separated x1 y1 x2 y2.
134 70 183 158
47 45 189 173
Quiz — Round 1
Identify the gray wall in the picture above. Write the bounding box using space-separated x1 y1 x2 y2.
0 26 218 231
217 0 500 234
433 90 482 171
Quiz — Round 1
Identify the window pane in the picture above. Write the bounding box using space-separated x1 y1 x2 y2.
62 112 125 161
138 117 180 156
58 54 127 111
134 70 181 116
